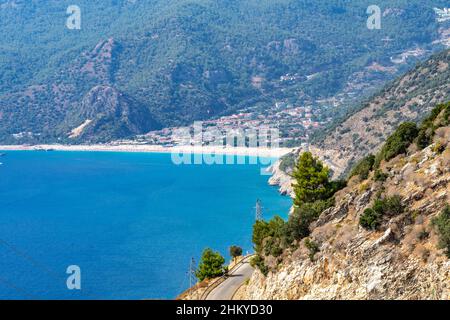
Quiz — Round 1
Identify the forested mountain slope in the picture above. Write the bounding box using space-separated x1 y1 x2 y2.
0 0 449 143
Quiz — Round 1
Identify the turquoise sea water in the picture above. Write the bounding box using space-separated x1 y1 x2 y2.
0 151 291 299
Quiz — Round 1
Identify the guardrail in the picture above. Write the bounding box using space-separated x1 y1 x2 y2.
200 254 255 300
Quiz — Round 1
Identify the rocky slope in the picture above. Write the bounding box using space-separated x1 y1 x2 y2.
268 158 296 198
312 49 450 178
236 116 450 300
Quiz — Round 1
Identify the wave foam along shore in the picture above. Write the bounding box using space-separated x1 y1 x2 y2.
0 144 294 158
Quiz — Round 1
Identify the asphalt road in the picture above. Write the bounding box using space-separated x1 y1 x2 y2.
205 260 254 300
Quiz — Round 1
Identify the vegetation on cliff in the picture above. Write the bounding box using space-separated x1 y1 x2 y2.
293 152 334 206
374 122 419 167
349 102 450 181
240 101 450 300
312 49 450 178
359 195 404 230
349 154 376 180
251 152 345 274
347 101 450 236
351 102 450 231
252 102 450 277
432 205 450 258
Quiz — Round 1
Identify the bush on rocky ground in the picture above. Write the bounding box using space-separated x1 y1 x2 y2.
432 205 450 258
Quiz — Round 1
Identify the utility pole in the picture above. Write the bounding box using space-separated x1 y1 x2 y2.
189 258 196 298
255 199 263 221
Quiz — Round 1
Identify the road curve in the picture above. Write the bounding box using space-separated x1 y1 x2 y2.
205 259 254 300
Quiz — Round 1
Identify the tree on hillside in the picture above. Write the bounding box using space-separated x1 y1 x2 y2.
252 220 271 254
375 122 418 166
292 152 332 206
252 217 287 254
229 246 243 261
195 248 226 281
287 199 333 240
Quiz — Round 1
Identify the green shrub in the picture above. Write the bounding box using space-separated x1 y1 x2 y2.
383 195 404 216
252 220 271 254
360 195 404 230
375 122 418 167
416 102 450 150
360 208 381 230
416 129 432 150
374 169 388 182
328 179 347 195
250 255 269 276
287 198 334 241
372 198 385 215
263 237 283 257
372 195 404 216
432 205 450 258
349 154 375 180
252 216 287 254
304 238 320 261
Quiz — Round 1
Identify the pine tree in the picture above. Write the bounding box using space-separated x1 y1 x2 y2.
195 248 226 281
292 152 331 207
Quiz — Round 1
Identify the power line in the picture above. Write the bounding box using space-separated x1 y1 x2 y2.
176 270 189 298
189 258 197 298
0 276 39 300
0 239 59 279
0 237 98 299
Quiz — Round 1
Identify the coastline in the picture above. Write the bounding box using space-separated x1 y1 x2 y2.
0 144 293 158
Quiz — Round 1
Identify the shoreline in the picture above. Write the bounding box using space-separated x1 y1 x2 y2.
0 144 293 158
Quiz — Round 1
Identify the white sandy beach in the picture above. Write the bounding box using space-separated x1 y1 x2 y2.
0 144 294 158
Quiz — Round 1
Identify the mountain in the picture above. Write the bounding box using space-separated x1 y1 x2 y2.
1 0 450 143
0 37 161 143
311 49 450 177
236 102 450 300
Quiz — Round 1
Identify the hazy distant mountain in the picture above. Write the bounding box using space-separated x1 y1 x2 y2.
0 0 449 143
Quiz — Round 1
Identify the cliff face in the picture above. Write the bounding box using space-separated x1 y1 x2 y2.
237 128 450 300
268 159 295 198
269 144 346 195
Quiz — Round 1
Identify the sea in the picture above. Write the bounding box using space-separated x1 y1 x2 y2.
0 151 292 299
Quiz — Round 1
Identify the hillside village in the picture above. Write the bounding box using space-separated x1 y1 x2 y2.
132 104 326 148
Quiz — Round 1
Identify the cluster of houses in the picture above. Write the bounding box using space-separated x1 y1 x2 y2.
130 101 330 147
434 7 450 23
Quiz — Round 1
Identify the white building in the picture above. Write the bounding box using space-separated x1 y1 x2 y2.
434 8 450 22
